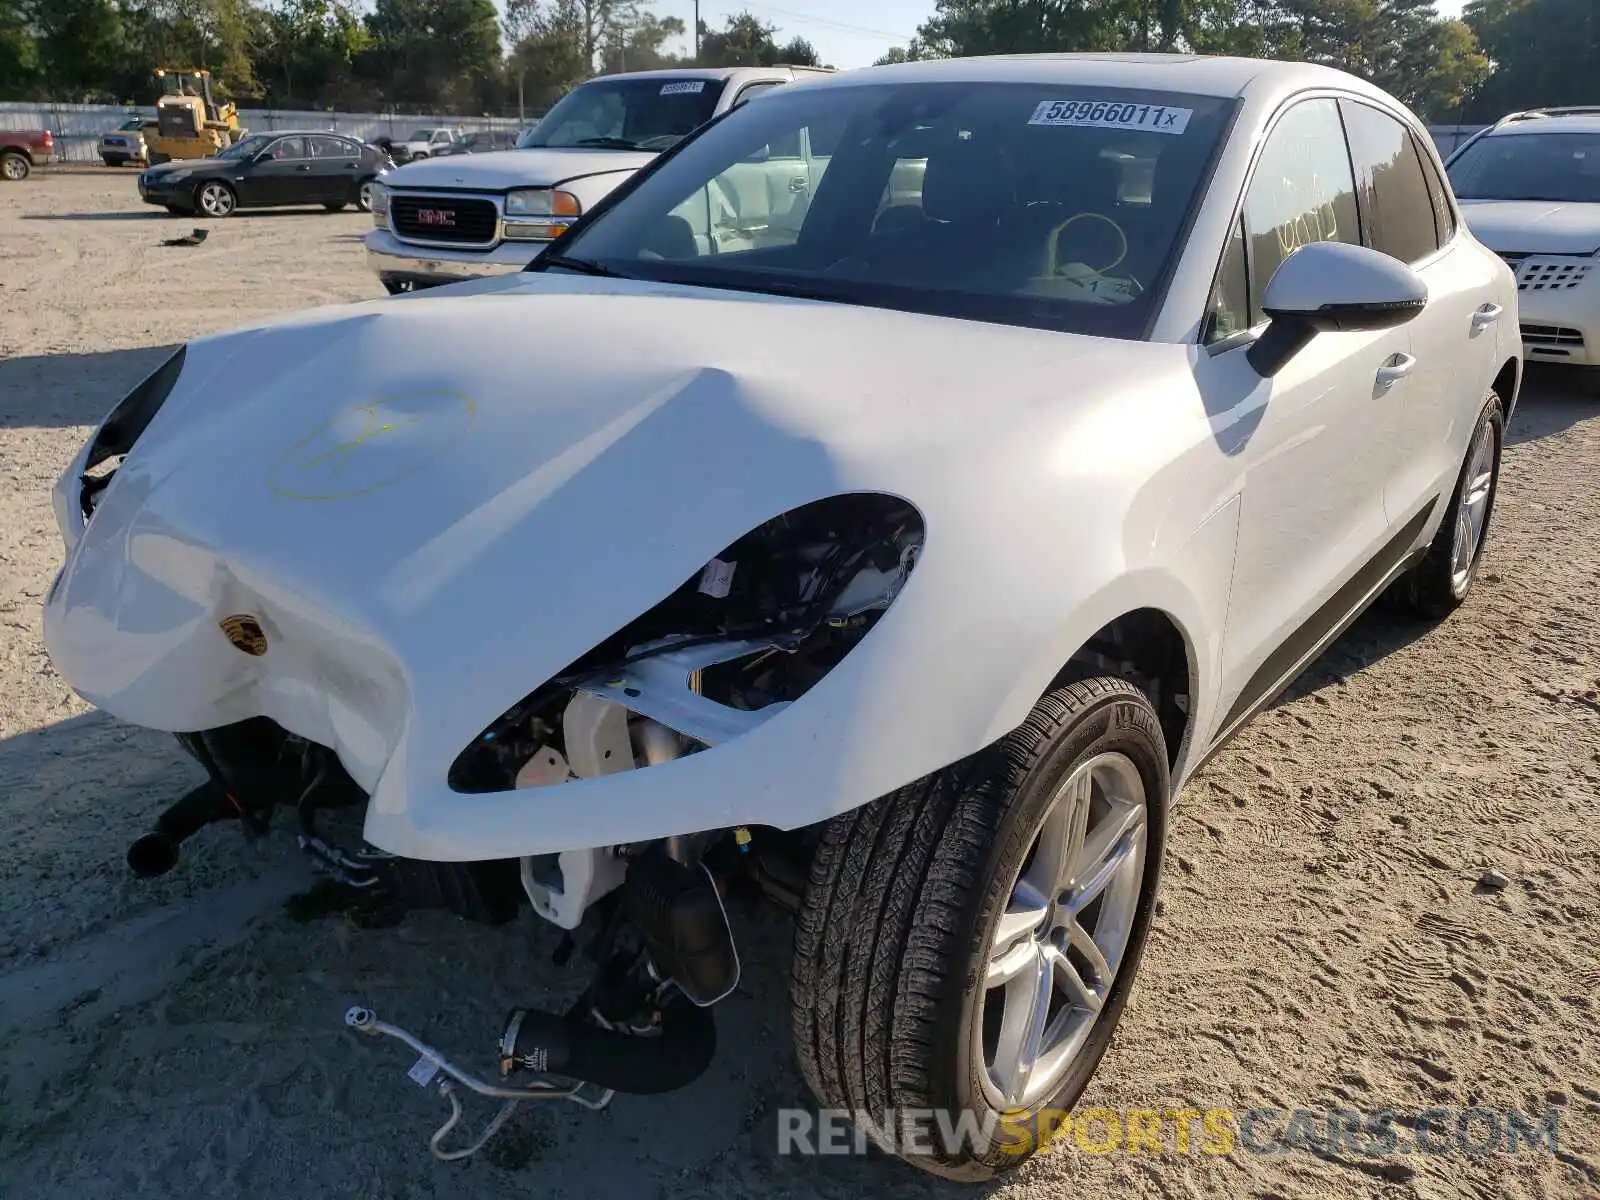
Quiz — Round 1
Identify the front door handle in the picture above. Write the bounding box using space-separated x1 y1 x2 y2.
1375 352 1417 392
1471 302 1504 332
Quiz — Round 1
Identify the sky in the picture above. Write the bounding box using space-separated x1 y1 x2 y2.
495 0 1471 72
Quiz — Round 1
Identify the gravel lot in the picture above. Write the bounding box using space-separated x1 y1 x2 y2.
1 171 1597 1199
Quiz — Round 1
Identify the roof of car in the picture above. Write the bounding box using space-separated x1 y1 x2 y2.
1487 111 1600 136
590 65 832 82
804 52 1385 102
255 129 365 138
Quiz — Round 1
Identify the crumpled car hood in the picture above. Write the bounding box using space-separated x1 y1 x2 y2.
45 273 1176 847
1458 199 1600 255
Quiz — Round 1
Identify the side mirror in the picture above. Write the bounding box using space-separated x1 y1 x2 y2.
1247 241 1427 378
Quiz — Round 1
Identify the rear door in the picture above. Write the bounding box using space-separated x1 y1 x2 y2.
307 135 362 204
1339 100 1502 525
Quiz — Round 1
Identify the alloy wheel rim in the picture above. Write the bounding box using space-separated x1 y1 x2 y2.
3 157 24 179
1450 418 1496 592
359 182 373 209
976 752 1148 1110
201 184 232 216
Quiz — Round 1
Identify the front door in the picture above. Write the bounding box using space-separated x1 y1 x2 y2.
243 136 312 206
1201 97 1412 739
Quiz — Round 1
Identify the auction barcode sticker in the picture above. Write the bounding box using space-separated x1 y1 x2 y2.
660 81 707 95
1028 99 1192 135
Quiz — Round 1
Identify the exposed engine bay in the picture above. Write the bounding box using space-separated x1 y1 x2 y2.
120 491 924 1161
449 492 924 794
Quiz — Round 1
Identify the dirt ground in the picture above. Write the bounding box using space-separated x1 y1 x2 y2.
1 171 1596 1200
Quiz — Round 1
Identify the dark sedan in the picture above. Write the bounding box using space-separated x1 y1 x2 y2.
138 130 390 218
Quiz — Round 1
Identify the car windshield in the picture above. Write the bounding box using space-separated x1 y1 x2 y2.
543 81 1236 340
519 76 727 151
1448 131 1600 202
217 133 273 160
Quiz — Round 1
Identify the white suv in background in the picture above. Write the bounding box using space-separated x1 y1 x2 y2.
1447 108 1600 367
395 126 467 162
365 65 832 293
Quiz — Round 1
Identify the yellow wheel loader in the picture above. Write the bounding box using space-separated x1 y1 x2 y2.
146 69 243 164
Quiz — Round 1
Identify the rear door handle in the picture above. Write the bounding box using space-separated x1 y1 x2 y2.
1471 302 1504 332
1375 352 1417 392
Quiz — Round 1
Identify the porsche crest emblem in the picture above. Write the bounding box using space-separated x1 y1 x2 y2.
220 614 268 656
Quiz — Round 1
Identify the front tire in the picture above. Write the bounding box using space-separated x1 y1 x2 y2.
791 678 1168 1180
1389 389 1503 618
356 180 375 212
196 180 236 218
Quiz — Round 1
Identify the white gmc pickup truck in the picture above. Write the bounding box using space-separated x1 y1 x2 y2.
366 65 833 293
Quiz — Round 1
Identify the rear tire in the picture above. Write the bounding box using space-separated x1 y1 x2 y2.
1387 389 1503 618
791 678 1168 1180
0 152 29 181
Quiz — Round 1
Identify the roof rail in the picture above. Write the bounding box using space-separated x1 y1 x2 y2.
1492 104 1600 129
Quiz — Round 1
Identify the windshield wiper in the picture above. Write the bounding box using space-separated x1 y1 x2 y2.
570 136 642 150
537 254 630 279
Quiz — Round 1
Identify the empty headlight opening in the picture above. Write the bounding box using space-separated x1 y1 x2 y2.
80 345 187 520
447 493 925 794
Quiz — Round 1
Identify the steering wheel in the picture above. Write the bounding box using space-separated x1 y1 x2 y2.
1043 212 1142 294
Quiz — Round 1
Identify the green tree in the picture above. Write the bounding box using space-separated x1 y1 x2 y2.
254 0 368 105
1464 0 1598 119
915 0 1137 58
363 0 502 109
873 38 935 65
0 0 43 98
115 0 262 97
600 12 686 72
696 11 818 66
27 0 124 99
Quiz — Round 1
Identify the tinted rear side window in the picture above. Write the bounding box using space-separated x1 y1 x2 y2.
1341 101 1441 265
1414 133 1456 242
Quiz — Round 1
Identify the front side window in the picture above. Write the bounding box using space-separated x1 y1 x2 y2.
1243 99 1360 325
1341 101 1441 265
1447 131 1600 203
543 82 1237 340
266 136 308 160
733 81 783 109
521 77 728 152
220 133 273 160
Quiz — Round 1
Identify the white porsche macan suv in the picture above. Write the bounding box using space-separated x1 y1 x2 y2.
1446 107 1600 367
44 54 1519 1179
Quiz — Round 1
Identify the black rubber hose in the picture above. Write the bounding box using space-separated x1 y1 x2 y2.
502 994 715 1095
126 780 242 877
